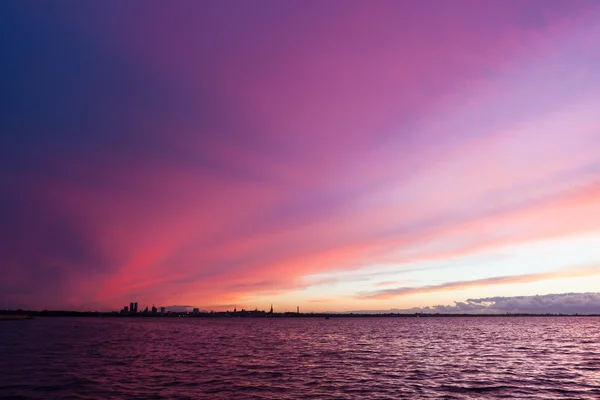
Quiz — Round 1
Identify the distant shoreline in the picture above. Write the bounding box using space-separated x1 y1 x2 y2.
1 310 599 319
0 314 34 321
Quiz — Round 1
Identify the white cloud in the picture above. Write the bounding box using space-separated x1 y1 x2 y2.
353 292 600 314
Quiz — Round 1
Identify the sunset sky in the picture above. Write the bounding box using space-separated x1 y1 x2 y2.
2 1 600 312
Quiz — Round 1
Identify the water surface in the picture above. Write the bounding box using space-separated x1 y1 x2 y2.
1 317 599 399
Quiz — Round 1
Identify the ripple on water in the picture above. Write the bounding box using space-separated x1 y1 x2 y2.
1 317 600 399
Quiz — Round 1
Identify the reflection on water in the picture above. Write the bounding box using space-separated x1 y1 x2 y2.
1 317 599 399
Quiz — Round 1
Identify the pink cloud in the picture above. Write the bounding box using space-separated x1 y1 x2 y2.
3 2 600 310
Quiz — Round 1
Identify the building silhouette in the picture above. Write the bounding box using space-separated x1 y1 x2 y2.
116 302 288 317
123 301 139 313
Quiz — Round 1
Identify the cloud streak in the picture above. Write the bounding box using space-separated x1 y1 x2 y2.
357 266 600 300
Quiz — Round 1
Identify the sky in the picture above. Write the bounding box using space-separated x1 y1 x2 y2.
1 1 600 313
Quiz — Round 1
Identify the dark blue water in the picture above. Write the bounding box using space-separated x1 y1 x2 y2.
1 317 599 399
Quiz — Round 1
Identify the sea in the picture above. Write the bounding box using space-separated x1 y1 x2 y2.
1 316 599 399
